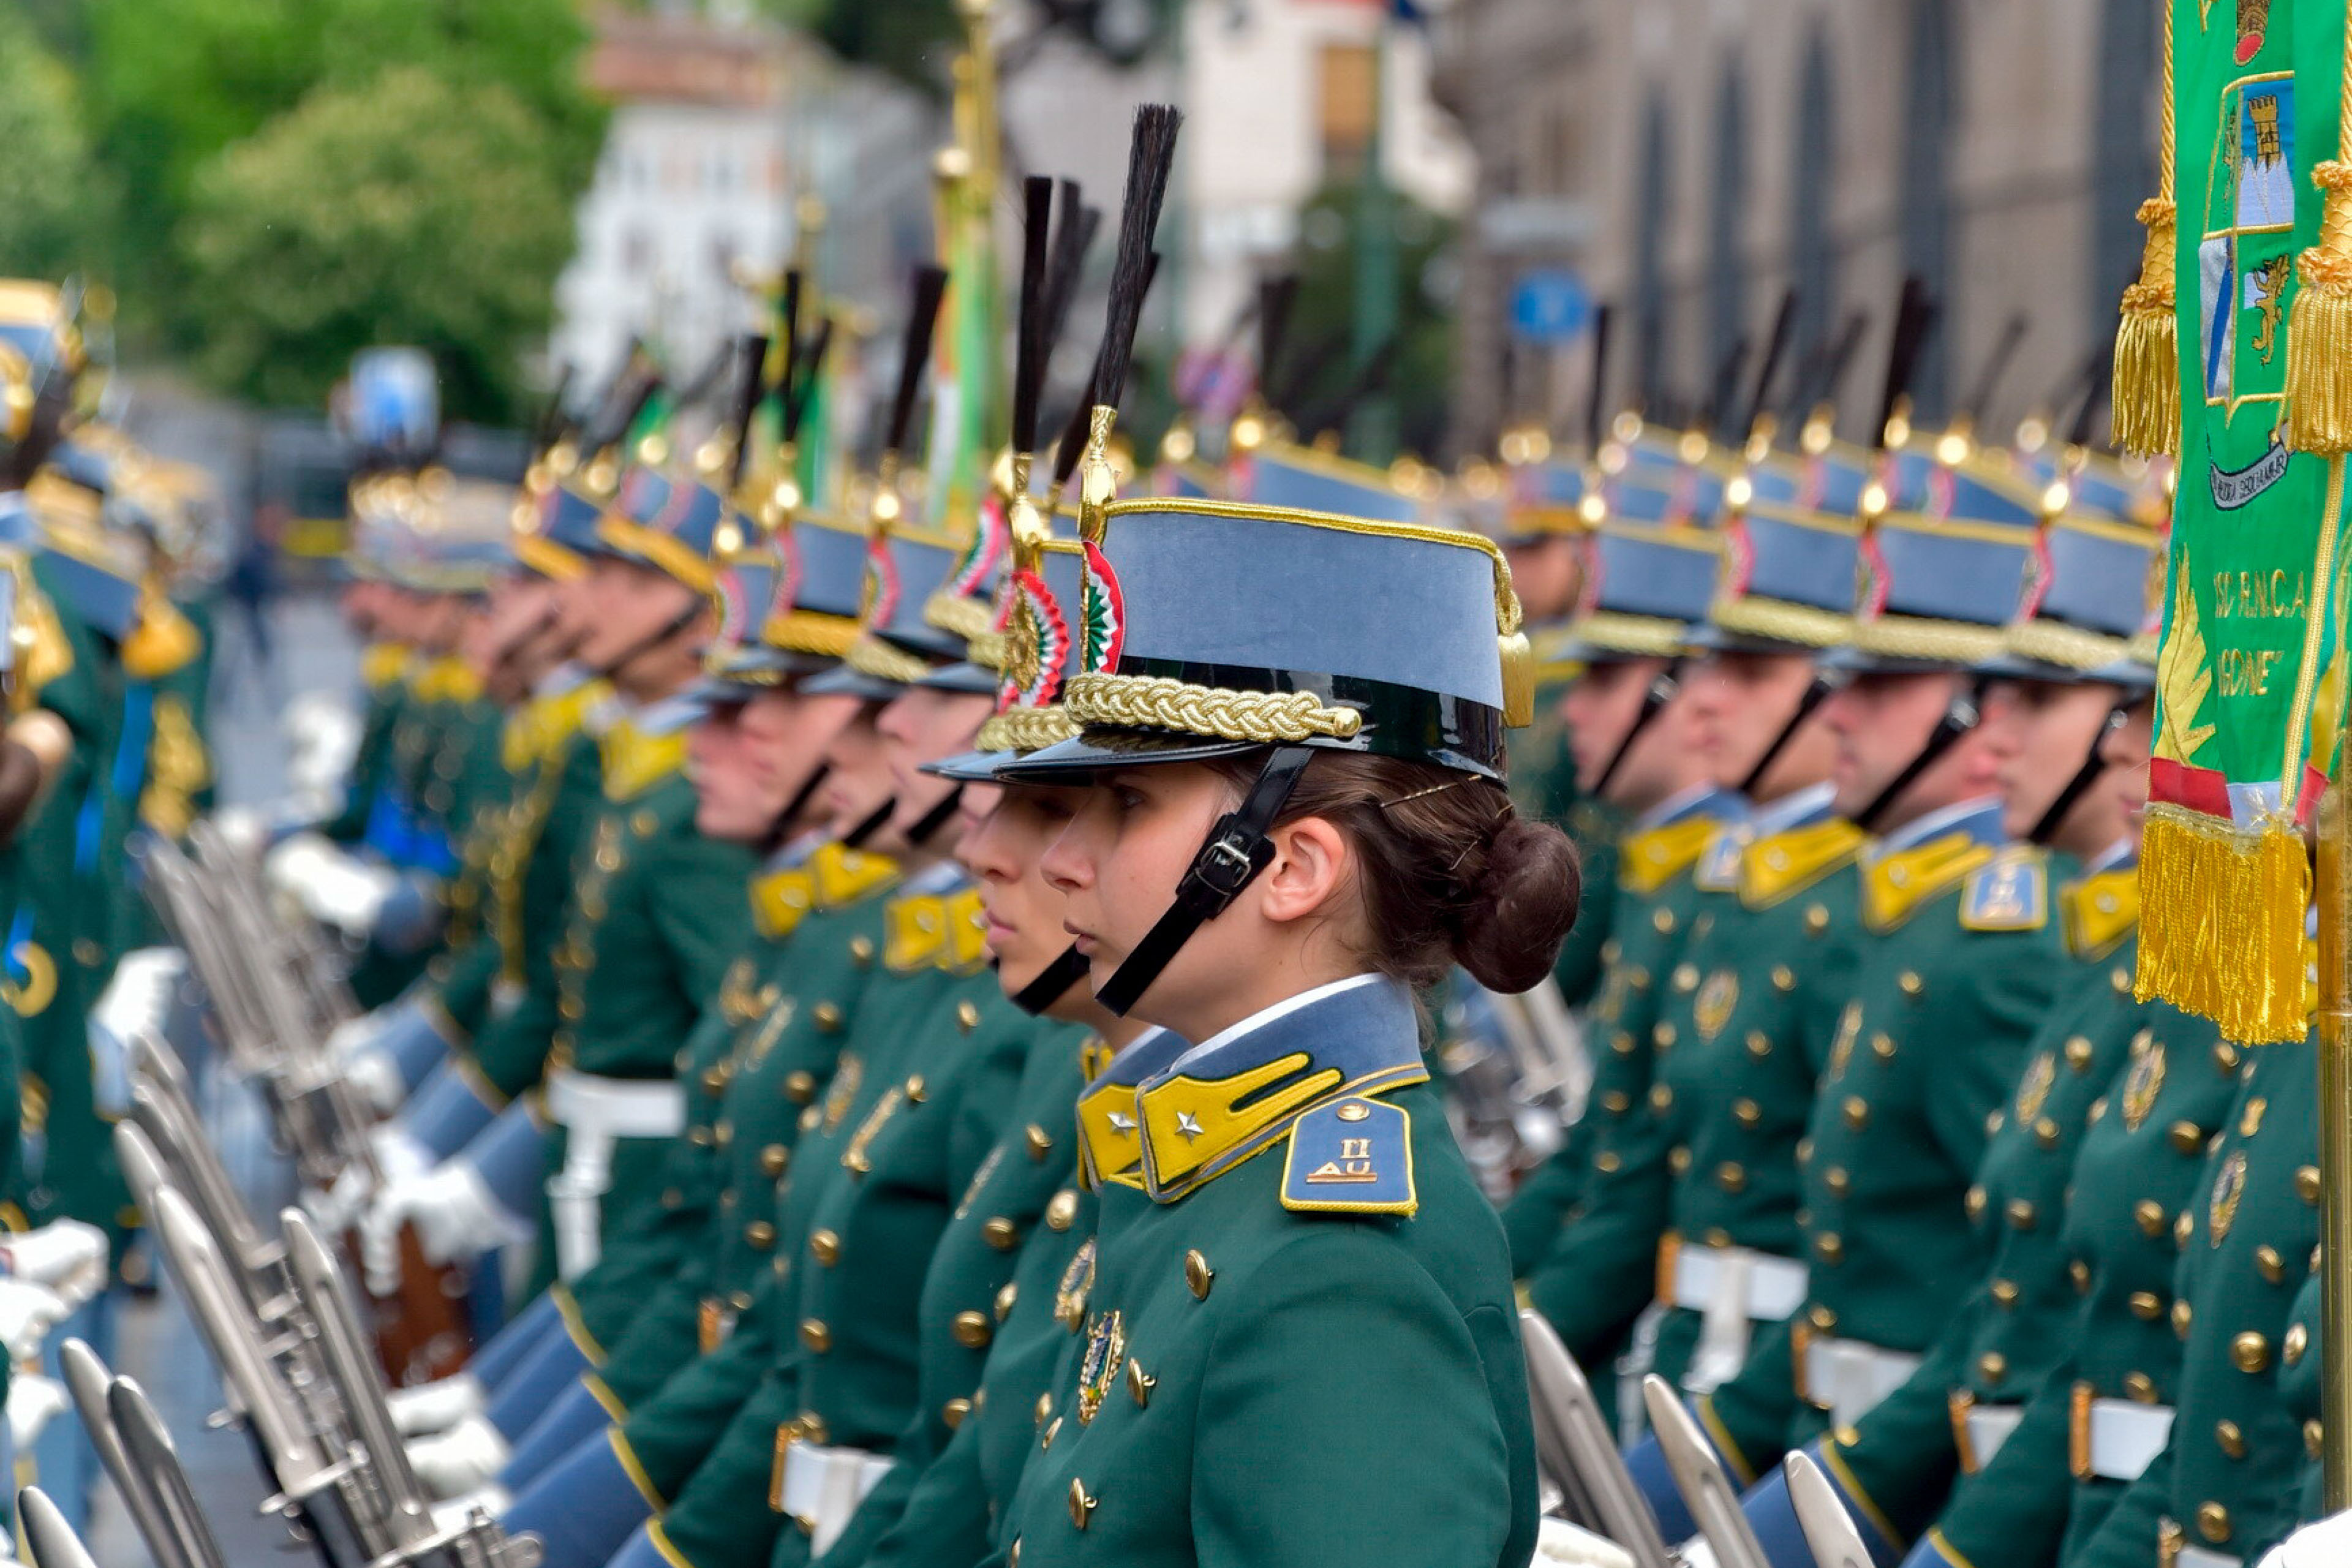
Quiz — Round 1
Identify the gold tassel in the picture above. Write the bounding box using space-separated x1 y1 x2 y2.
2135 804 2311 1044
2286 164 2352 456
2112 198 2180 457
1498 631 1534 727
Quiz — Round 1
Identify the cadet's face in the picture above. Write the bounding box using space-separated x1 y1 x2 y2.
1823 670 1966 820
1988 680 2127 846
817 709 895 842
960 783 1095 1006
1686 650 1834 798
570 557 698 673
1559 657 1665 794
760 688 863 820
471 576 560 697
1502 537 1583 627
875 686 994 846
688 701 769 842
1043 764 1232 1023
2100 697 2155 842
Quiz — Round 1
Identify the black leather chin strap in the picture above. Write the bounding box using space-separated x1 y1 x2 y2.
1737 673 1836 799
1857 679 1985 835
1009 944 1093 1016
2028 701 2128 848
595 598 704 681
1592 661 1683 799
842 795 897 850
759 761 832 858
1096 745 1319 1017
905 784 966 849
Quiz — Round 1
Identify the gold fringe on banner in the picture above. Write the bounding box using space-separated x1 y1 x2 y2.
2113 198 2181 458
2286 164 2352 456
2137 804 2311 1044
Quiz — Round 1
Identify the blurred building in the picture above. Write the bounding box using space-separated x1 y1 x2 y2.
1431 0 2162 454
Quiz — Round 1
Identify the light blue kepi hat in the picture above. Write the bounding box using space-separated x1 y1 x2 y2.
997 497 1531 784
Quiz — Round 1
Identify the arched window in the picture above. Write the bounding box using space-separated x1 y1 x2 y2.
1788 23 1837 410
1707 61 1751 418
2091 0 2162 338
1898 0 1956 421
1632 88 1672 413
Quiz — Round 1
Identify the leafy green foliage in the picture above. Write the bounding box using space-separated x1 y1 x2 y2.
181 67 575 420
1280 181 1457 460
0 9 115 279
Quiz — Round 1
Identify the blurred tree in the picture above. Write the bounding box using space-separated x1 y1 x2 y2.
1278 181 1456 460
0 8 115 279
181 67 574 421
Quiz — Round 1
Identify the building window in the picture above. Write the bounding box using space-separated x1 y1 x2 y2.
622 227 654 277
1319 40 1378 176
1706 61 1750 420
1631 86 1672 413
2091 0 2161 350
1898 0 1956 421
1789 23 1837 411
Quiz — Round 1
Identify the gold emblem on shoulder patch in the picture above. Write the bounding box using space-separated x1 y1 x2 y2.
1694 971 1740 1042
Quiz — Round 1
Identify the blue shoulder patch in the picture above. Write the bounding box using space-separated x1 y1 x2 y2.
1281 1096 1416 1216
1694 826 1750 893
1961 848 2048 933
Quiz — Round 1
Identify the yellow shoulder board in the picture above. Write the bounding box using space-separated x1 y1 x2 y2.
748 865 816 941
812 844 900 910
1740 820 1868 910
884 893 949 972
1618 818 1723 895
362 642 412 690
599 725 690 801
1959 847 2050 933
941 888 992 973
2059 867 2139 959
1860 834 1997 932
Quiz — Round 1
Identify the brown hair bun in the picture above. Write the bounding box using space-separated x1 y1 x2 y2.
1449 814 1583 993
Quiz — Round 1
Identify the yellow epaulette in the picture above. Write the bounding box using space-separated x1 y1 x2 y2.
362 641 413 690
1618 817 1724 895
884 892 948 972
121 589 201 680
748 864 818 941
940 888 991 973
501 704 545 775
1860 832 1999 933
1959 845 2049 933
598 722 690 801
812 843 900 910
1741 820 1868 911
2059 867 2139 960
431 655 485 705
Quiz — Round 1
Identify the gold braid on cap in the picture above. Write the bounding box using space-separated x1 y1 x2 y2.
976 706 1079 754
846 634 933 685
1064 672 1363 744
925 591 995 641
2005 617 2131 672
1850 612 2006 665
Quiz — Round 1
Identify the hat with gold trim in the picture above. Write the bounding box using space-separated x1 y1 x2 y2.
1548 422 1728 665
1973 448 2169 688
1690 413 1870 655
1229 437 1431 526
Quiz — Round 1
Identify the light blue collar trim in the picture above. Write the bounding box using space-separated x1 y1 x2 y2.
1872 794 2005 856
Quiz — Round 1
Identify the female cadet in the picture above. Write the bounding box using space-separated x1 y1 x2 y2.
987 482 1583 1568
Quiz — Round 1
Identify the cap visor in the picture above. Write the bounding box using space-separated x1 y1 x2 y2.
922 748 1016 783
993 728 1270 783
1817 645 1958 677
803 666 908 701
914 660 1002 696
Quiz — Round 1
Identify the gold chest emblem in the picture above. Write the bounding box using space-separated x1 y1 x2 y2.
1076 1308 1126 1425
1694 971 1740 1043
2014 1053 2056 1124
1828 1002 1863 1082
821 1053 864 1134
1055 1238 1098 1332
2121 1036 2166 1133
2209 1150 2248 1248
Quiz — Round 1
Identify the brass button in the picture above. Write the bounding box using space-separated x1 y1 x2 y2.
2310 1420 2328 1458
1336 1102 1371 1123
2064 1036 2094 1071
2215 1420 2245 1460
905 1075 927 1104
801 1319 831 1352
957 1000 982 1033
785 1070 817 1104
1966 1186 1988 1221
2070 1260 2091 1293
1977 1352 2006 1384
1126 1359 1154 1408
1808 1304 1838 1333
1823 1166 1850 1197
1746 1030 1773 1058
2125 1371 2158 1403
1648 1085 1674 1111
1068 1477 1096 1529
943 1398 970 1430
2174 1212 2195 1248
1595 1152 1623 1174
1653 1022 1676 1049
1041 1417 1061 1451
1601 1090 1632 1114
2214 1042 2241 1074
1771 965 1795 993
814 1002 844 1033
2109 968 2130 996
745 1221 776 1251
2135 1199 2166 1237
1184 1248 1215 1299
1672 963 1700 993
2231 1332 2269 1373
1897 970 1923 998
983 1217 1019 1251
2173 1300 2193 1337
1842 1096 1869 1131
996 1283 1019 1322
1046 1191 1079 1232
2168 1121 2204 1156
2128 1291 2161 1321
1986 1111 2004 1136
810 1229 842 1266
2297 1166 2323 1205
2196 1502 2230 1544
1025 1125 1054 1161
2288 1323 2310 1365
761 1145 790 1178
1796 1138 1813 1164
952 1310 992 1349
2007 1199 2037 1231
701 1066 729 1095
1035 1392 1054 1427
1815 1233 1844 1265
850 936 875 966
1732 1097 1761 1128
1668 1146 1692 1175
1653 908 1675 935
1716 1163 1746 1193
1990 1278 2019 1308
1804 905 1829 935
2256 1245 2285 1284
714 1121 734 1149
1610 1031 1637 1056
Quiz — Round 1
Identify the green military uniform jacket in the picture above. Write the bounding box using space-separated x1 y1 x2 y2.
582 846 902 1406
1703 804 2067 1485
1599 791 1865 1400
2072 1024 2320 1568
992 975 1537 1568
645 897 1050 1568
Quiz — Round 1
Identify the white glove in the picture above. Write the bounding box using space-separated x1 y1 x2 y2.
265 832 403 935
345 1050 406 1118
206 805 270 858
2260 1510 2352 1566
360 1163 528 1295
0 1280 70 1362
0 1221 109 1310
4 1374 69 1450
405 1413 510 1500
301 1163 375 1234
387 1372 486 1436
283 695 363 805
1534 1517 1637 1568
371 1123 433 1186
89 948 187 1118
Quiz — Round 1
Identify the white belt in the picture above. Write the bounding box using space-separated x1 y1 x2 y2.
1667 1240 1809 1396
2084 1396 2174 1483
1960 1404 2022 1471
543 1068 685 1280
1798 1333 1922 1428
777 1439 892 1554
2173 1545 2238 1568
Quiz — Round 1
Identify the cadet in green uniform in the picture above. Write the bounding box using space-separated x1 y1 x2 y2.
983 426 1581 1567
1629 426 2069 1548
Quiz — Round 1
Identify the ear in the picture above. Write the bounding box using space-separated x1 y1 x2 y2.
1256 813 1352 929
